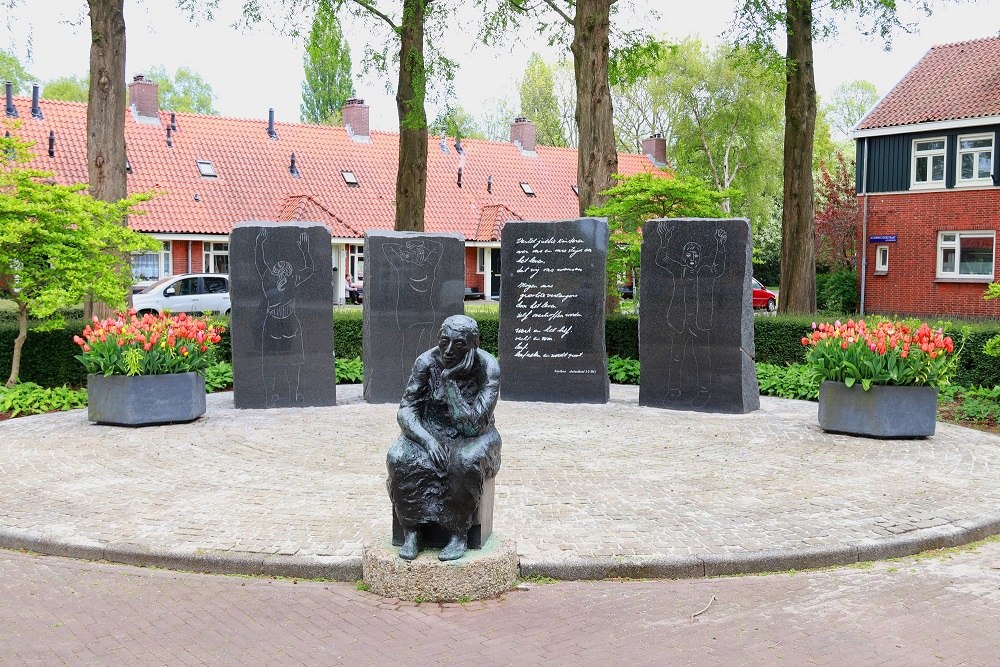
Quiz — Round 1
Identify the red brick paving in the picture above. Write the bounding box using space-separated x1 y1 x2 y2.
2 541 998 666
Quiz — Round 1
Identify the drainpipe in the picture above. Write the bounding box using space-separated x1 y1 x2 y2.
187 241 193 273
859 137 870 316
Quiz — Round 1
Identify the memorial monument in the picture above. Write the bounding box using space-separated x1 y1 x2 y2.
362 231 465 403
638 218 759 413
229 221 336 409
385 315 502 562
498 218 610 403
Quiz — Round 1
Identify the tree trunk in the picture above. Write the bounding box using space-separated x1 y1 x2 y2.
393 0 428 232
571 0 617 217
778 0 817 314
86 0 128 321
5 303 28 388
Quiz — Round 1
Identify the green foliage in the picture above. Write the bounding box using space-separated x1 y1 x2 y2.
821 80 881 141
0 49 34 95
300 0 354 125
0 382 87 417
203 361 233 392
146 65 218 115
469 313 499 358
519 53 567 147
334 309 364 359
430 104 484 140
606 316 638 359
336 356 364 384
756 363 820 400
608 356 639 384
816 270 858 313
753 315 812 366
42 75 89 103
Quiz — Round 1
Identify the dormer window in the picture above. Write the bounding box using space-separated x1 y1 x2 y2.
519 182 535 197
196 160 217 178
342 170 359 186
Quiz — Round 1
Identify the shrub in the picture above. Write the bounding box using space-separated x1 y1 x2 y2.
816 270 858 313
756 363 820 400
336 356 364 383
608 355 640 383
0 382 88 417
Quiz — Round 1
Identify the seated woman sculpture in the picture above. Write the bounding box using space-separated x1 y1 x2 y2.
386 315 502 561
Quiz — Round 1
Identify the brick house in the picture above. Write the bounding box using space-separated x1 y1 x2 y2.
4 76 664 303
853 36 1000 318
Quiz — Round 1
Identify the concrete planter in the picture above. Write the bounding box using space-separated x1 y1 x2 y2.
818 381 938 438
87 372 206 427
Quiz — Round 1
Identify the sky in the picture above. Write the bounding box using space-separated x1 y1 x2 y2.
4 1 999 132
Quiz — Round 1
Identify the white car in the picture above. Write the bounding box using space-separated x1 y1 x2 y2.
132 273 231 315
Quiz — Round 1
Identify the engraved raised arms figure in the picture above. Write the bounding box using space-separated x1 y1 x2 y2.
255 228 315 407
655 222 727 407
383 238 443 378
386 315 502 562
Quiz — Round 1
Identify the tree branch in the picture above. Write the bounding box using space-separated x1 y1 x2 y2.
538 0 573 26
346 0 399 32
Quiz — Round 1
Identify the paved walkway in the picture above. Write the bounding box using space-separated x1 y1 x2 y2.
3 541 999 665
1 385 999 580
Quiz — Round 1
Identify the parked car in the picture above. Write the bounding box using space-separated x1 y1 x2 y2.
752 278 777 312
132 273 231 316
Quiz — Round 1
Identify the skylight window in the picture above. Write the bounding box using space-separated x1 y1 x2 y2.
342 170 359 186
571 185 579 196
196 160 217 178
519 182 535 197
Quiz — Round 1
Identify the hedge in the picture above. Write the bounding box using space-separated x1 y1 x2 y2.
4 312 1000 390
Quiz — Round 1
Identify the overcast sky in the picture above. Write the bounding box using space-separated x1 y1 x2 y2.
4 1 998 132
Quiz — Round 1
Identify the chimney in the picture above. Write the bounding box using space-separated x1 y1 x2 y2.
342 98 370 143
129 75 159 120
510 116 536 153
641 133 667 167
267 108 278 139
4 81 18 118
31 84 43 120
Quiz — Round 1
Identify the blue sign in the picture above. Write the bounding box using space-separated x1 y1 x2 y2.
869 235 897 243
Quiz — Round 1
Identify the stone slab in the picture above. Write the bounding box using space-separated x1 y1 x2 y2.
362 535 518 601
362 231 466 403
498 218 610 403
229 221 336 409
639 218 759 413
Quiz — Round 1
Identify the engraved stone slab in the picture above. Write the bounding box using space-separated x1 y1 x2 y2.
639 218 759 413
362 231 466 403
498 218 610 403
230 221 336 409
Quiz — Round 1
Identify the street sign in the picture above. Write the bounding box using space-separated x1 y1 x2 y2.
869 235 897 243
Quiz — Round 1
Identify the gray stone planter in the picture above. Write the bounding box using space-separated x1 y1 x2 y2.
818 381 938 438
87 372 206 427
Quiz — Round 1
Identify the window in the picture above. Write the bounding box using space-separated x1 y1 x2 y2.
911 138 946 188
476 248 486 274
957 134 994 185
348 244 364 281
875 245 889 273
203 241 229 274
171 277 200 296
937 231 994 279
196 160 217 178
519 182 535 197
132 241 172 281
571 185 579 196
342 170 359 186
203 276 228 294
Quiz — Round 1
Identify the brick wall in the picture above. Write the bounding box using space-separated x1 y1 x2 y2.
464 247 484 291
169 241 204 275
858 188 1000 318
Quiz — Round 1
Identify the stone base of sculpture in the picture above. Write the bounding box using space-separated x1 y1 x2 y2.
362 534 517 602
392 477 495 550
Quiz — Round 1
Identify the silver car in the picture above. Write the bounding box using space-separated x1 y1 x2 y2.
132 273 231 315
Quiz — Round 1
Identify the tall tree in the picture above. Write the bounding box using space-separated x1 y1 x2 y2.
431 104 484 140
734 0 944 314
146 65 218 114
814 150 858 271
43 74 90 102
0 49 35 95
477 96 517 142
823 79 880 140
518 53 567 147
300 0 354 125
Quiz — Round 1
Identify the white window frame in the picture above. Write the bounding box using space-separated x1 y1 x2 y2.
956 133 994 186
874 245 889 273
203 241 229 274
348 244 364 281
911 137 947 189
936 231 995 280
132 241 172 281
476 248 486 274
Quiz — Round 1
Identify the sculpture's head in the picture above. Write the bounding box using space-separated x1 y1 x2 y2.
438 315 479 369
682 242 702 268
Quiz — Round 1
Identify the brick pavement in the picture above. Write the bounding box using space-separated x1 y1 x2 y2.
1 384 998 579
1 540 998 665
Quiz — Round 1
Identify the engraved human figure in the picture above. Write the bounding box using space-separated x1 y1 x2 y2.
255 228 315 407
383 238 443 378
386 315 502 561
655 223 727 406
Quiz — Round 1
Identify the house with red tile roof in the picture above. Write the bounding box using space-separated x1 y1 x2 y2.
853 36 1000 318
3 76 665 303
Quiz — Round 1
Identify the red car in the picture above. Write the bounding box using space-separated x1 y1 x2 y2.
752 278 777 312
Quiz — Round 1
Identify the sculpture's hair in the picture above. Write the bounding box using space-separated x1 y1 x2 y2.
683 241 701 255
440 314 479 347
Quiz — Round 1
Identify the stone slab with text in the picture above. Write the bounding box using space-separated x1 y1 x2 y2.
498 218 610 403
362 231 466 404
230 221 336 409
639 217 758 414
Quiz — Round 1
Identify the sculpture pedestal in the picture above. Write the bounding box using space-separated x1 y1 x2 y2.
362 535 517 602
